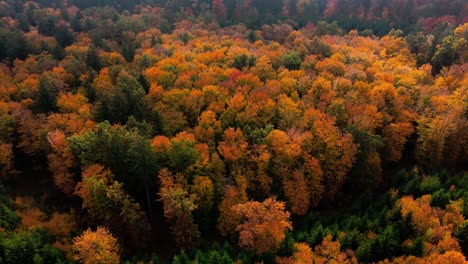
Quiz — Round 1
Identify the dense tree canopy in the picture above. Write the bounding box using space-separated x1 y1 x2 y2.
0 0 466 263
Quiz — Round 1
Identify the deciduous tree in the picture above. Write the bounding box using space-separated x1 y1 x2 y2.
47 130 76 195
73 227 120 264
283 170 310 215
158 168 200 249
233 197 292 254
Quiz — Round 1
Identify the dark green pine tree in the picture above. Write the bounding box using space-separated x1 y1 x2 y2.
35 74 58 113
86 44 101 72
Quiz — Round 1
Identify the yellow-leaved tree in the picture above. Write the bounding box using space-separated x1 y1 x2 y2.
72 227 120 264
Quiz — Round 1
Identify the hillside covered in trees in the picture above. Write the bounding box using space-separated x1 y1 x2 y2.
0 0 467 263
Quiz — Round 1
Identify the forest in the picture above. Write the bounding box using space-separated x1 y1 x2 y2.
0 0 467 263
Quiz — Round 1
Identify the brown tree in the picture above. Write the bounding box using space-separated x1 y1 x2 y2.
283 170 310 215
217 176 248 236
0 142 13 178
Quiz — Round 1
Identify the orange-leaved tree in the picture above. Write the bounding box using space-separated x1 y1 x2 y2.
283 170 310 215
47 130 76 195
233 197 292 254
217 176 248 236
72 227 120 264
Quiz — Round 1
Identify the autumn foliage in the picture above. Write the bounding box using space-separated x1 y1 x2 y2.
234 198 292 254
0 1 466 263
72 227 120 264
